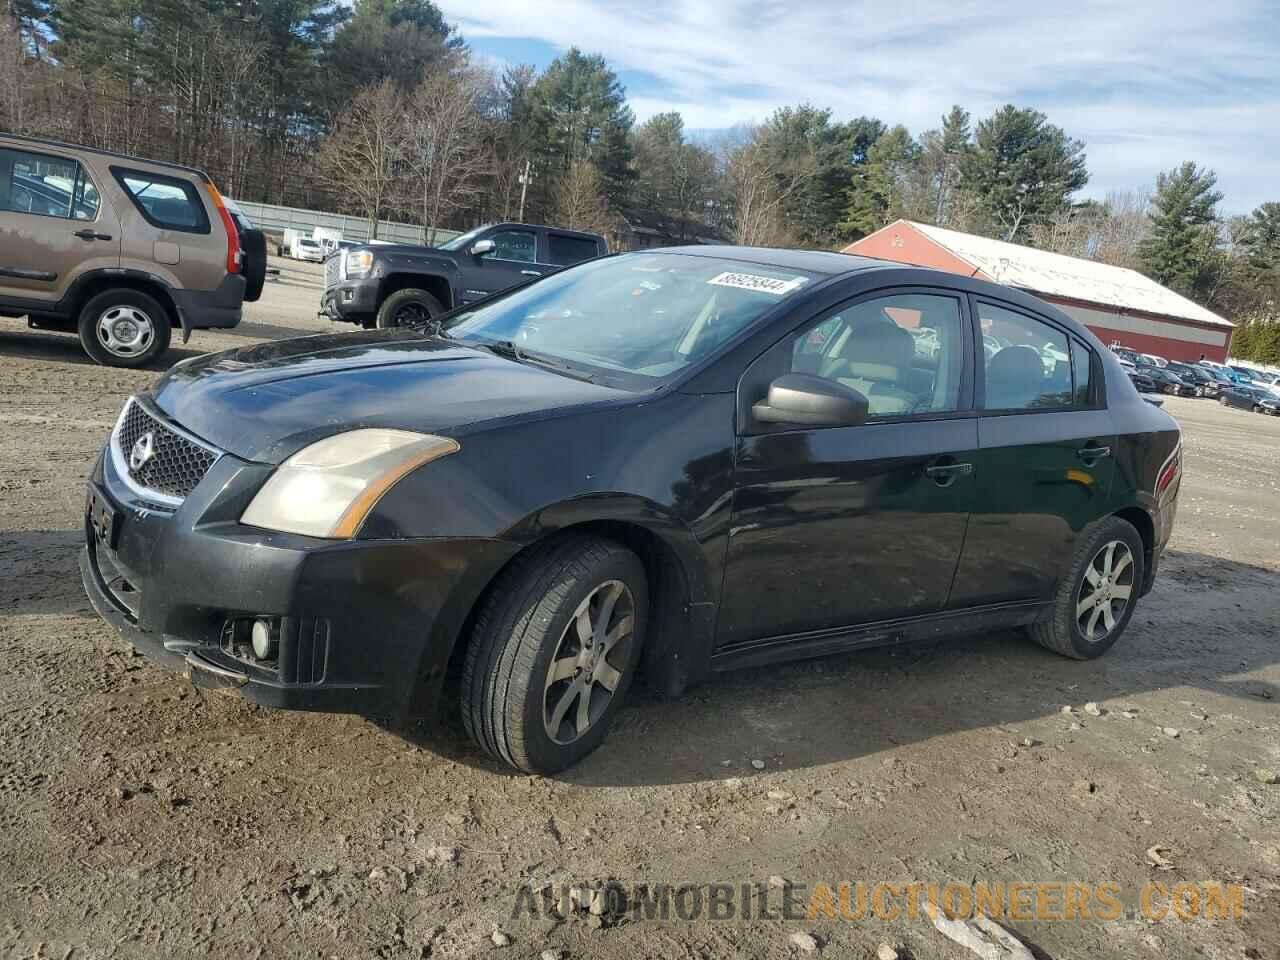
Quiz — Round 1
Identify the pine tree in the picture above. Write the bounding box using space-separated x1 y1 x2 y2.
840 125 921 239
1139 162 1223 298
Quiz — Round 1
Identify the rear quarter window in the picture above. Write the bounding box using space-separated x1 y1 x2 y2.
111 166 211 234
546 233 601 266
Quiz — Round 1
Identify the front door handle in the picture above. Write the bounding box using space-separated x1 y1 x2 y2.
74 229 112 241
924 461 973 486
1077 445 1112 462
521 269 542 277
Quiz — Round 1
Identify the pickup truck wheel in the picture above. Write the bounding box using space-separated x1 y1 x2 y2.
1030 516 1145 660
77 289 172 368
377 289 443 329
461 535 648 774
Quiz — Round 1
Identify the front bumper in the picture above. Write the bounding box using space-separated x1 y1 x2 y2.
320 279 379 323
80 417 518 717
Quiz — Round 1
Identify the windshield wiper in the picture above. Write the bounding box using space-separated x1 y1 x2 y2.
477 339 596 383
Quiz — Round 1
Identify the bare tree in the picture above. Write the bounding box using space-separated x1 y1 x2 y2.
402 63 491 244
723 133 816 247
553 161 615 235
315 80 405 239
1027 189 1152 268
0 14 30 133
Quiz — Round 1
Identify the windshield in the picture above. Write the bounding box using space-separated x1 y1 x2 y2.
444 253 818 387
438 226 488 252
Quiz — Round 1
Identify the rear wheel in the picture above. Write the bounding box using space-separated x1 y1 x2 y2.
77 289 172 368
376 288 443 329
460 535 647 774
1030 516 1145 660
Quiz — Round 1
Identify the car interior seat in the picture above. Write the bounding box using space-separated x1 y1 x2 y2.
987 345 1046 409
819 312 920 414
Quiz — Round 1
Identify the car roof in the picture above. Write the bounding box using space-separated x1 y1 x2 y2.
0 133 211 181
651 245 884 276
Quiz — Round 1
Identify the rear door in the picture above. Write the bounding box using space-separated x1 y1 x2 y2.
717 287 978 651
542 230 603 271
0 144 119 307
948 298 1116 607
455 227 540 303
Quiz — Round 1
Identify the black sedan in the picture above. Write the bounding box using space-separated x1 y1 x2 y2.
1220 383 1275 412
1139 365 1197 396
81 249 1183 773
1165 361 1216 397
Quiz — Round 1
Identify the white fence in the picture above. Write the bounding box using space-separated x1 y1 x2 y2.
229 198 461 247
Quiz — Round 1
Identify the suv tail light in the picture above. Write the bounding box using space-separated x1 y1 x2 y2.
206 180 241 275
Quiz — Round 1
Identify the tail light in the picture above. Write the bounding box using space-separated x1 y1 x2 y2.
206 180 241 275
1156 444 1181 497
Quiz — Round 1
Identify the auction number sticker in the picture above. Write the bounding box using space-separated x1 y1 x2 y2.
707 272 808 296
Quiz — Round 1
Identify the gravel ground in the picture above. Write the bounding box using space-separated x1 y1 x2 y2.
1 263 1278 959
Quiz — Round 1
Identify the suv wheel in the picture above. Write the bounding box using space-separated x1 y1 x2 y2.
78 289 172 368
377 288 443 329
1030 516 1145 660
461 535 647 774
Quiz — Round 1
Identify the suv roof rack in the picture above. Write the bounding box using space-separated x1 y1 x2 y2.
0 133 212 182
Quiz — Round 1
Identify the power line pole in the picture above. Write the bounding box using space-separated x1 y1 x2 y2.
517 159 532 222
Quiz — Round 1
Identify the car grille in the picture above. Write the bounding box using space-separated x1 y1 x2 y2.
112 399 221 503
324 254 341 289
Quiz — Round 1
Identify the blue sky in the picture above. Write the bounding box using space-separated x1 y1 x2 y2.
437 0 1280 214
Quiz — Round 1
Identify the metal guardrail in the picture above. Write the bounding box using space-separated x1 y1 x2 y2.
228 198 462 247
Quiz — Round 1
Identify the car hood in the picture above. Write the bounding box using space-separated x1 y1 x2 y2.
150 330 626 462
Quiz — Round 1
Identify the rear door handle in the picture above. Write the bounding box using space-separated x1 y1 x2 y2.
521 269 542 277
1077 445 1112 461
74 229 112 241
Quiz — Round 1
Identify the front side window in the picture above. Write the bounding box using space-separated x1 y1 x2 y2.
978 302 1073 410
0 148 95 220
445 253 816 387
111 166 210 233
482 229 536 262
788 293 965 418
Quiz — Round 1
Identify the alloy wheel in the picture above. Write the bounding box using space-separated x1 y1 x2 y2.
96 306 156 358
393 302 432 326
1076 540 1135 643
542 580 635 745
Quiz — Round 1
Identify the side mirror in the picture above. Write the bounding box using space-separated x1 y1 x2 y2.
752 373 869 427
470 239 495 256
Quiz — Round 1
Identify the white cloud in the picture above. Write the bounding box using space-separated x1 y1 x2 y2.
439 0 1279 211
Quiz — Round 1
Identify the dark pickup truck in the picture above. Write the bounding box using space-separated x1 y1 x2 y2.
320 222 607 328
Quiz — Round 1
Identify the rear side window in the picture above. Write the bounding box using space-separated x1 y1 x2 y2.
978 302 1074 410
546 233 600 266
0 147 100 220
111 166 210 234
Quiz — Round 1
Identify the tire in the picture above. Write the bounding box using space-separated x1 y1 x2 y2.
1219 396 1229 406
240 228 267 302
1030 516 1145 660
376 288 443 329
77 288 172 368
460 535 648 774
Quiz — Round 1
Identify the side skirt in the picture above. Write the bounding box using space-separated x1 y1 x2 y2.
710 600 1050 673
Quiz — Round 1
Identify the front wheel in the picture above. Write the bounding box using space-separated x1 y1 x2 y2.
1030 516 1145 660
77 289 172 368
460 535 648 774
376 288 444 329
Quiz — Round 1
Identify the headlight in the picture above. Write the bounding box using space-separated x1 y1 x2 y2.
345 250 374 278
240 429 459 538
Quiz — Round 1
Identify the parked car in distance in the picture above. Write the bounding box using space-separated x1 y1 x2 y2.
1139 365 1196 397
0 133 265 366
1165 361 1215 397
1140 353 1168 368
1219 382 1273 412
1127 368 1158 393
320 222 608 329
82 247 1183 773
1257 394 1280 416
292 237 325 263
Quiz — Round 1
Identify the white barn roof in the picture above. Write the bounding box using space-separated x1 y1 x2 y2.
905 221 1232 329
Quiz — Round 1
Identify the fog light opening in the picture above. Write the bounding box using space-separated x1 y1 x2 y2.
251 617 279 662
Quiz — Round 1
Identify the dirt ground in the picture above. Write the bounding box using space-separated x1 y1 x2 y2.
1 261 1277 959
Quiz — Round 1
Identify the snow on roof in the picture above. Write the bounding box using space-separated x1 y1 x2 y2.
905 220 1233 329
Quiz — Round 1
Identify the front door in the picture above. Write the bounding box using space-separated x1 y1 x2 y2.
456 227 541 303
717 289 978 651
948 299 1117 607
0 144 119 307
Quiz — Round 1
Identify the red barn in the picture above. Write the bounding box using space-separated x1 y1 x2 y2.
843 220 1233 363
